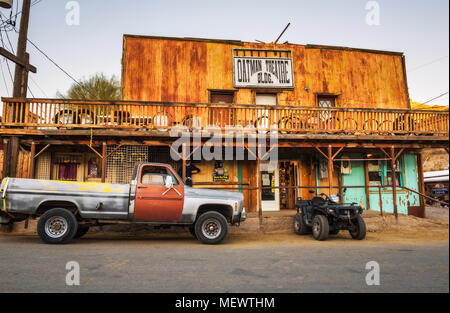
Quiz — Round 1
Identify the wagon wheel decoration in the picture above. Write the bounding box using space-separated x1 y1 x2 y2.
361 118 380 135
377 119 394 135
337 117 358 134
277 115 305 134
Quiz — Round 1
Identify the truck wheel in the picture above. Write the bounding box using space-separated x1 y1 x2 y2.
73 226 90 239
349 215 366 240
37 208 78 244
188 224 197 239
312 215 329 241
294 213 310 235
194 211 228 245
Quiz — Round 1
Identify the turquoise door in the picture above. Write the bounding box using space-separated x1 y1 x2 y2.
342 154 367 208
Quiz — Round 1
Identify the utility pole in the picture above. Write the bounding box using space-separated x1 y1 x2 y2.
0 0 34 178
13 0 31 98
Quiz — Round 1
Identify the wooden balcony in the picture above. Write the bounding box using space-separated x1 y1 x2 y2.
1 98 449 138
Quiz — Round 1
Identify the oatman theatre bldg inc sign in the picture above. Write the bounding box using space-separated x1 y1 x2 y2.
233 51 295 89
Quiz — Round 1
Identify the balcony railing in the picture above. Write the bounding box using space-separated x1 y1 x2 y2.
1 98 449 136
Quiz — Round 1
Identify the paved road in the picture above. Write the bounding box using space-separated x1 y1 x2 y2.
0 234 448 293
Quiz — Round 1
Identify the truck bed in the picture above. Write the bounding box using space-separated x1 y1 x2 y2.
1 178 131 220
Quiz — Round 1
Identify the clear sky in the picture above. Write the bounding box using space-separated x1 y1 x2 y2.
0 0 448 107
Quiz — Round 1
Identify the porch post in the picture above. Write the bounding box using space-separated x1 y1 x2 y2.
257 157 263 230
29 141 35 179
182 143 187 183
390 146 398 222
417 153 426 218
101 142 107 183
328 145 333 196
364 160 371 211
8 136 19 178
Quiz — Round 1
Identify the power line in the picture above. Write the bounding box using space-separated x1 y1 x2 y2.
409 55 449 73
0 60 10 95
0 0 43 29
423 92 449 105
26 37 84 89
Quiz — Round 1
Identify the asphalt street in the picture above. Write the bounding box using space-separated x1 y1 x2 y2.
0 234 448 293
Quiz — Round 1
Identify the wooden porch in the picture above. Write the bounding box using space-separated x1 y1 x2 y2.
1 98 449 137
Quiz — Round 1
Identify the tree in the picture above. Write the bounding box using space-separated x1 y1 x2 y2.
57 73 120 100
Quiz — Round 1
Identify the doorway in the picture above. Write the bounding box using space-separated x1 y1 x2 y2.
260 161 280 212
279 161 300 210
255 94 277 129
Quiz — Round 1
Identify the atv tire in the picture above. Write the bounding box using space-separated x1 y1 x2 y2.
312 215 329 241
349 215 367 240
294 213 311 235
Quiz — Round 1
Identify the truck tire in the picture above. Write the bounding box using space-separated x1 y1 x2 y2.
349 215 366 240
294 213 310 235
312 215 329 241
74 226 90 239
194 211 228 245
37 208 78 244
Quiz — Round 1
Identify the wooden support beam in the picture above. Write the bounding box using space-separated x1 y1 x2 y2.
364 160 371 211
86 144 103 160
0 47 37 73
101 142 107 183
257 157 263 230
417 153 426 218
314 145 329 160
390 146 398 222
1 138 9 179
378 186 383 216
33 144 50 159
328 145 333 196
394 148 405 161
105 144 125 160
29 141 35 179
332 147 344 160
8 137 19 178
182 143 187 183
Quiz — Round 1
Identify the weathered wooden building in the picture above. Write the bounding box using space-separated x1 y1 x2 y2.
1 35 449 218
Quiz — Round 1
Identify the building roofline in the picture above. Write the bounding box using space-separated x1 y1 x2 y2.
123 34 404 56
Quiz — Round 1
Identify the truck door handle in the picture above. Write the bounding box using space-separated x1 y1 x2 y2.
137 186 148 189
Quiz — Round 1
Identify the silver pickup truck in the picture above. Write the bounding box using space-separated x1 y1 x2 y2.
0 163 246 245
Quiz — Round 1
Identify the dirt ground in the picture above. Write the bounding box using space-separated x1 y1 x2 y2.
1 206 448 247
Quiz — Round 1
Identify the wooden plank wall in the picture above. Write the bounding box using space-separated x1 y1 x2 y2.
16 148 31 178
122 36 409 109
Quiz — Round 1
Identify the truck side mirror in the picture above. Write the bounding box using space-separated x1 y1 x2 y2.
165 176 174 189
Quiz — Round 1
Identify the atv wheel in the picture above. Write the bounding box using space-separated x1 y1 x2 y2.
37 208 78 244
294 213 310 235
73 226 90 239
349 215 366 240
312 215 329 241
195 211 228 245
